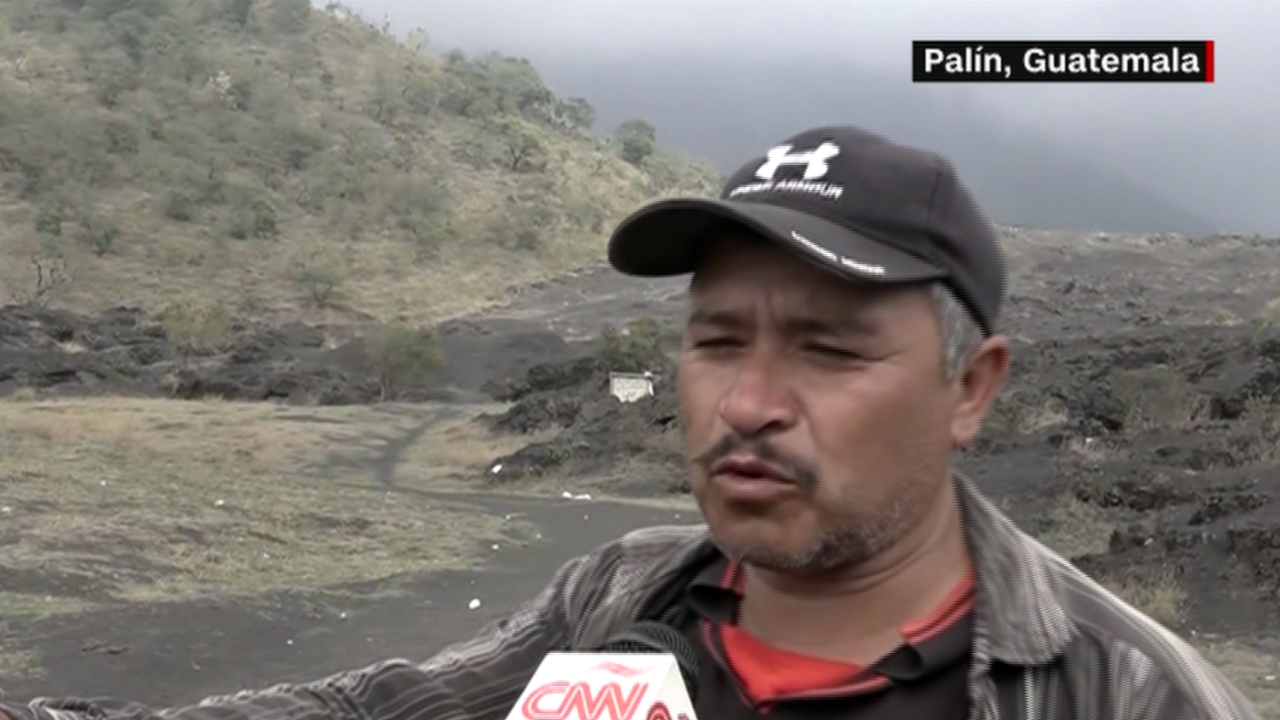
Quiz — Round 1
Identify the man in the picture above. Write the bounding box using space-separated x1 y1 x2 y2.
0 126 1259 720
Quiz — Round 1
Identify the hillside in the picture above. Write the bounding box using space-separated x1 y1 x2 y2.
0 0 720 323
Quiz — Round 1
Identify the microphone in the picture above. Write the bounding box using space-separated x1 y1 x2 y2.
594 623 700 704
504 622 700 720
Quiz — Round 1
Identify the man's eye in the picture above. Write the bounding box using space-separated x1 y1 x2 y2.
804 344 860 359
694 337 742 349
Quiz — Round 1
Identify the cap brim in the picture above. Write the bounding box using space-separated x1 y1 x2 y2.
607 198 947 285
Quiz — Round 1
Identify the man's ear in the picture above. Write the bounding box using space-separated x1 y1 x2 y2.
950 335 1011 449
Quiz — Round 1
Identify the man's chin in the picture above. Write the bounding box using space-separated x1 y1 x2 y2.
710 527 822 571
727 547 828 573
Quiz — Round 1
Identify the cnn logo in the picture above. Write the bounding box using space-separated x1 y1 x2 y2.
520 681 648 720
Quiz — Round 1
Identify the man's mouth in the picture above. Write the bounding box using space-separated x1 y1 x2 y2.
708 455 801 503
711 456 796 484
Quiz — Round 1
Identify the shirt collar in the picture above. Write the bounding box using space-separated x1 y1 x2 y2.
952 471 1076 667
687 553 975 682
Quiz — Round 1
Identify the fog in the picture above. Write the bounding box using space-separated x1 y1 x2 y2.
345 0 1279 236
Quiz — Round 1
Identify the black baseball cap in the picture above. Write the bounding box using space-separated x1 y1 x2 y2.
607 125 1007 336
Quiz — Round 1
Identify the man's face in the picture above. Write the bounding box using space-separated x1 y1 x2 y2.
677 234 985 574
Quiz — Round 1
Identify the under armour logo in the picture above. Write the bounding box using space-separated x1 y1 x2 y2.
755 142 840 181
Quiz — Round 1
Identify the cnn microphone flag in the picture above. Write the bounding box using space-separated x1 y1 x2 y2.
912 40 1215 82
505 652 697 720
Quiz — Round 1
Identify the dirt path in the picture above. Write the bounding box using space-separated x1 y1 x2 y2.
1 493 699 706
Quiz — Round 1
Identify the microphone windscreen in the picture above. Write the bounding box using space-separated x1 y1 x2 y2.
595 622 701 698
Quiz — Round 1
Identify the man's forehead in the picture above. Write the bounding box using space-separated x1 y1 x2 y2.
685 245 930 333
691 235 836 296
688 273 855 310
685 273 893 336
690 240 880 306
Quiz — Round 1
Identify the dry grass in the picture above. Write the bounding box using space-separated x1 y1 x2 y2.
1256 296 1280 328
1022 397 1070 433
1242 395 1280 463
0 396 548 621
428 420 562 474
1111 365 1208 433
3 396 372 476
1100 565 1188 630
0 647 42 683
1208 305 1241 325
983 394 1070 441
1033 491 1114 560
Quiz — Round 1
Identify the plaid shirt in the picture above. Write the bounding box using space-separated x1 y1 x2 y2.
3 474 1260 720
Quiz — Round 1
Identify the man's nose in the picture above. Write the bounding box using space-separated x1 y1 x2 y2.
718 347 798 437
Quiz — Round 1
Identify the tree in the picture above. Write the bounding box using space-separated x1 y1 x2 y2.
551 96 595 133
406 28 430 56
438 50 485 116
291 248 344 308
615 118 656 166
483 55 553 118
492 114 548 173
402 70 438 115
13 252 71 308
365 323 443 401
593 317 668 372
368 57 403 125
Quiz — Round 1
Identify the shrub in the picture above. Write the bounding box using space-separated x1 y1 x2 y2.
1111 365 1205 432
365 323 443 401
594 317 668 373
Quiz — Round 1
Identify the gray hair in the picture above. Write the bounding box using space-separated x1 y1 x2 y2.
931 283 984 379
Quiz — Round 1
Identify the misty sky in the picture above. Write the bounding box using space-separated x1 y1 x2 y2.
345 0 1279 235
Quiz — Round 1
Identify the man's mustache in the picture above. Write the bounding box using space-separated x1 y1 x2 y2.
692 434 818 491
